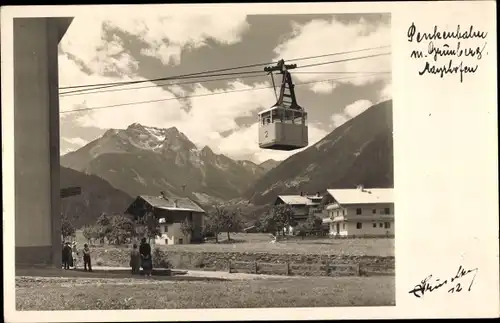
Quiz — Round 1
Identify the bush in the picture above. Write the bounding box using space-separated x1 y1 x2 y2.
152 247 171 269
191 254 205 268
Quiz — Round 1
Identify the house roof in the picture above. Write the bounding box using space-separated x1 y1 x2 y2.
277 195 310 205
326 188 394 205
139 195 206 213
277 194 324 206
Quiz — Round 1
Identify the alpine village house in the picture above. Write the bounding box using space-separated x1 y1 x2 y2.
125 192 206 245
273 192 326 234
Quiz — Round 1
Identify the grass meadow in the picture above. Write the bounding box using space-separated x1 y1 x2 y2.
16 275 395 310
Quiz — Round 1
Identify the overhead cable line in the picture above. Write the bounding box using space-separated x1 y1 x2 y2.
58 45 391 92
60 73 269 97
60 71 390 97
60 72 390 114
295 52 390 69
293 71 391 74
59 71 268 96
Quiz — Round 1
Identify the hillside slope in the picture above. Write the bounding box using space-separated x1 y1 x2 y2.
60 166 134 228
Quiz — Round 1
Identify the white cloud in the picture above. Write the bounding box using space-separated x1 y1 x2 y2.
217 122 329 164
330 99 374 129
344 99 373 118
309 81 337 94
63 137 88 147
60 12 250 69
377 82 392 102
331 114 349 128
274 17 391 91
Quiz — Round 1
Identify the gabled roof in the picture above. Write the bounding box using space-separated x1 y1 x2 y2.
277 195 310 205
277 194 323 205
139 195 206 213
326 188 394 205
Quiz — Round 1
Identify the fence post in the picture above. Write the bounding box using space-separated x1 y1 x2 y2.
254 261 258 274
355 263 360 276
228 260 231 273
286 261 290 276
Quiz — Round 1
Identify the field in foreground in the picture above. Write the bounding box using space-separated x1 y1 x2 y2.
16 275 395 310
74 232 394 257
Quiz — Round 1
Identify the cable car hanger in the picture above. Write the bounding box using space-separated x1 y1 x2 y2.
264 59 303 111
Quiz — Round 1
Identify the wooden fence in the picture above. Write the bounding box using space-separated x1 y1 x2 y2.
226 260 382 277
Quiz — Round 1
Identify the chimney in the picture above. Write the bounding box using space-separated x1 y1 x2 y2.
356 184 364 191
160 191 168 200
173 199 178 208
300 192 303 196
316 192 320 197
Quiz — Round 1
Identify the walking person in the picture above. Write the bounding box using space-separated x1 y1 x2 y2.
139 238 153 277
130 244 141 275
83 243 92 272
62 242 72 270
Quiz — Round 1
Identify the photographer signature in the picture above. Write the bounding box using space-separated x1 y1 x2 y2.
409 265 478 298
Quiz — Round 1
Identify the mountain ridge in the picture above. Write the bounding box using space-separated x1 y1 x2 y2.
61 123 279 205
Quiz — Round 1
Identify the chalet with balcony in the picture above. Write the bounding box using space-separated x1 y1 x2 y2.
274 192 325 234
125 192 206 245
322 185 394 237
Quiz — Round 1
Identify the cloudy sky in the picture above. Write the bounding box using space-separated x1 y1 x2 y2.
59 12 391 163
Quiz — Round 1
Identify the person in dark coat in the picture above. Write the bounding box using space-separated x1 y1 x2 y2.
83 243 92 272
130 244 141 275
139 238 153 277
62 242 72 270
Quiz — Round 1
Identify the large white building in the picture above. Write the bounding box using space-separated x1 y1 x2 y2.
322 186 394 237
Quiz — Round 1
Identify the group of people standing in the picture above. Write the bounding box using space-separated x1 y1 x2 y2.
61 238 153 276
62 241 92 271
130 238 153 277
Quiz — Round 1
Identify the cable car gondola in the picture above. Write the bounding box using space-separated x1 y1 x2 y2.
258 59 308 151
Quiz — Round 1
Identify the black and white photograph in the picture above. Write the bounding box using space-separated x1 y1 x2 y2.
12 10 394 310
2 2 498 321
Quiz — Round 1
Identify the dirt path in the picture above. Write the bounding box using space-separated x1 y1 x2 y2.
93 266 295 280
16 266 296 282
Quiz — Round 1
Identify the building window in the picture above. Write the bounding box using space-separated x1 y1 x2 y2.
179 238 183 244
372 209 376 214
356 222 362 229
343 223 345 229
384 222 391 229
384 208 390 215
379 223 383 228
165 239 168 244
356 208 362 215
343 209 346 216
373 223 376 228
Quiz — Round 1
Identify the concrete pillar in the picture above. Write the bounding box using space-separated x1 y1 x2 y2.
14 18 72 267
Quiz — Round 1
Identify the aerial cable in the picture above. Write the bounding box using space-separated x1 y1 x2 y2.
59 72 390 114
59 71 389 98
60 73 269 97
296 52 390 69
59 70 267 95
58 45 390 92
